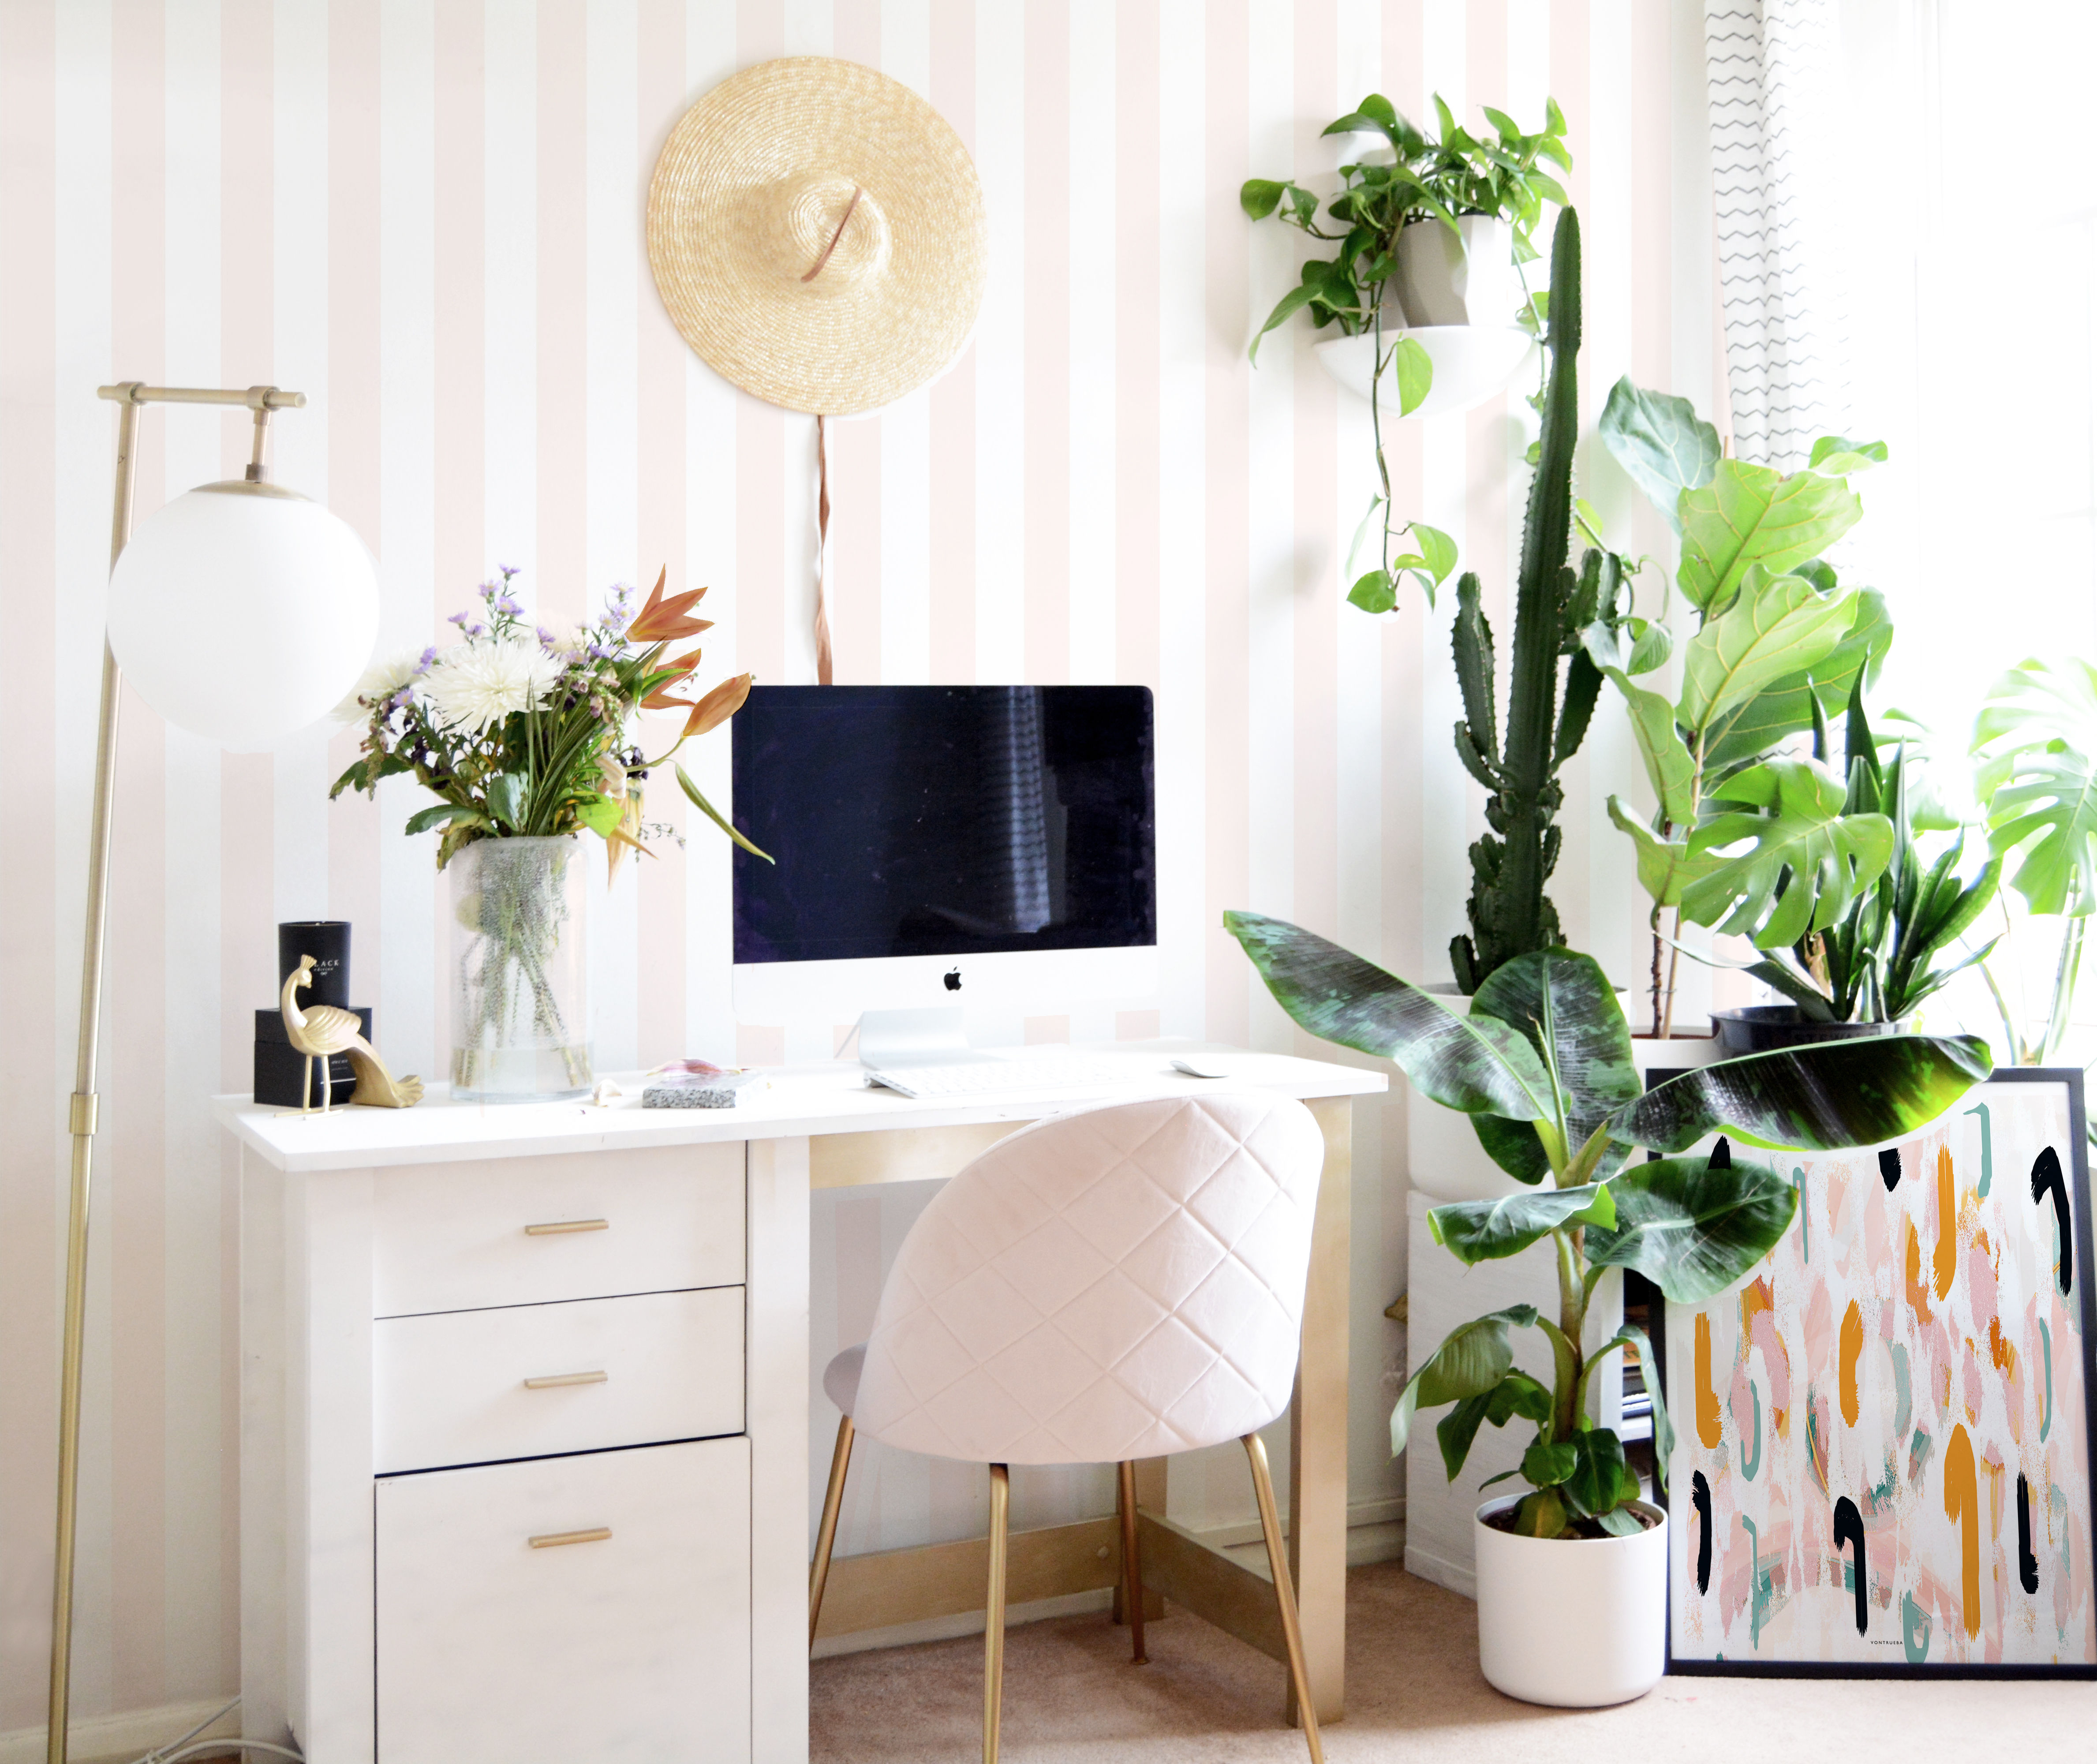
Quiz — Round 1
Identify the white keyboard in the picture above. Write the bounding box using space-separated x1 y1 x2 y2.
864 1057 1153 1099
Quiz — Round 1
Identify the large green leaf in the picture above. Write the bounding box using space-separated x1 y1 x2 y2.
1973 659 2097 917
1607 797 1725 908
1677 570 1859 744
1596 1322 1674 1460
1599 666 1695 826
1611 1034 1992 1155
1677 459 1863 615
1427 1182 1616 1266
1470 1113 1549 1185
1391 1305 1540 1458
1597 376 1719 532
1435 1371 1552 1481
1472 949 1640 1178
1701 586 1892 773
1681 759 1895 949
1557 1427 1641 1518
1585 1153 1797 1302
1225 912 1557 1125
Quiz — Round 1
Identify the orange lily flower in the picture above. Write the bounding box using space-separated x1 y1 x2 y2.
639 650 703 709
683 672 753 740
629 566 713 643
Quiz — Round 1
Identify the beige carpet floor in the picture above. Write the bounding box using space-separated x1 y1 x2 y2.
811 1560 2097 1761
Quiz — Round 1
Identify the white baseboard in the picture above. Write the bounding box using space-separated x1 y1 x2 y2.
0 1697 241 1764
1403 1540 1477 1601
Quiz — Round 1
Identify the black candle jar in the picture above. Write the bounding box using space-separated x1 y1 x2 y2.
279 920 351 1009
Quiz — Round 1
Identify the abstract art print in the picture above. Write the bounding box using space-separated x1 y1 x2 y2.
1656 1069 2097 1675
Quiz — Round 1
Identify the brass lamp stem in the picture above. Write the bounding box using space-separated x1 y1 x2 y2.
47 381 305 1764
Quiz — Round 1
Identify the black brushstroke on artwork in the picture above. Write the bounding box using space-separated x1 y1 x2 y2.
2017 1473 2040 1594
1692 1471 1714 1594
1879 1146 1903 1191
1709 1136 1732 1170
2033 1146 2074 1295
1832 1496 1868 1634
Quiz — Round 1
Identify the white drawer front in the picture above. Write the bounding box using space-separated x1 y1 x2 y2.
376 1436 750 1764
374 1286 744 1474
373 1142 744 1317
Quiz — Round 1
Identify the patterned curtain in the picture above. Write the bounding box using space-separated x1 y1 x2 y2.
1705 0 1849 471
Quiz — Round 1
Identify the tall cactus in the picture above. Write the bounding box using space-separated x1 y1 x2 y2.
1449 206 1611 994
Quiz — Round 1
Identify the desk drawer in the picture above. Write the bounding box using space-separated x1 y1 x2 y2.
373 1286 744 1474
376 1436 750 1764
372 1143 744 1317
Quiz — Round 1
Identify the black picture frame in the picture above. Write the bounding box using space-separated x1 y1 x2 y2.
1644 1065 2097 1679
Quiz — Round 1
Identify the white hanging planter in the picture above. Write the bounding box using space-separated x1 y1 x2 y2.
1395 215 1527 327
1314 326 1534 421
1473 1495 1668 1707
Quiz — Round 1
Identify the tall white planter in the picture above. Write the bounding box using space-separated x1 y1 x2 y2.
1473 1496 1667 1706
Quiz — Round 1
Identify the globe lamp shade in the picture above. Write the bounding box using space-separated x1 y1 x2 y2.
105 482 381 747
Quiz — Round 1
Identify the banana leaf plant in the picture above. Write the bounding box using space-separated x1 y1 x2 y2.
1593 379 1892 1033
1225 910 1990 1540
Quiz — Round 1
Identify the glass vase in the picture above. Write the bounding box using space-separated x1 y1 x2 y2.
449 834 592 1103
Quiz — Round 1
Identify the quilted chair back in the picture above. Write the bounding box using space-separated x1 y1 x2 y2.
850 1088 1327 1466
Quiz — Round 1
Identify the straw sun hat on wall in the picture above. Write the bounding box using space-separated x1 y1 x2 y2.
647 56 988 418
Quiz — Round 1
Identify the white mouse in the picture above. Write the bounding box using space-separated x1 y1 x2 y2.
1171 1055 1236 1080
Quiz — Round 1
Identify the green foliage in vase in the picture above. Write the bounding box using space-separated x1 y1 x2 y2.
1241 92 1569 616
329 566 766 875
1224 910 1990 1539
1596 379 1903 1029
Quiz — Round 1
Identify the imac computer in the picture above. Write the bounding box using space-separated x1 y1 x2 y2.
728 685 1157 1031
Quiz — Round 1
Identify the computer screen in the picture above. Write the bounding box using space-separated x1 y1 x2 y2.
730 685 1155 966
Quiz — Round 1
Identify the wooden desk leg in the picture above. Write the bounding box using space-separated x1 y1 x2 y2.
1288 1098 1353 1727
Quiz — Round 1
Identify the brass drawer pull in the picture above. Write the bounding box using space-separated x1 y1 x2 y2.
528 1526 612 1549
523 1370 609 1390
524 1218 608 1236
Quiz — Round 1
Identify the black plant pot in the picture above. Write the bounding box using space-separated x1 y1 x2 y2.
1713 1005 1913 1057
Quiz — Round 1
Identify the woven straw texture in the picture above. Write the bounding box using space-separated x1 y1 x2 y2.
646 56 987 416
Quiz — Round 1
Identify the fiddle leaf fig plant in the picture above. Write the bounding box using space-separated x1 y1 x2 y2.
1242 91 1569 616
1224 910 1992 1540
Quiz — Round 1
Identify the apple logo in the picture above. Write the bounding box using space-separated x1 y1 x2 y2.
943 967 962 992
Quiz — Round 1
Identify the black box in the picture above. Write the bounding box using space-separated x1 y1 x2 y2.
254 1006 372 1108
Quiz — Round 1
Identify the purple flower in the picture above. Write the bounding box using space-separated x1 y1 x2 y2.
415 646 438 673
446 610 469 626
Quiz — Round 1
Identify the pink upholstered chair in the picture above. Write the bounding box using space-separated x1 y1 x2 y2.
807 1088 1328 1764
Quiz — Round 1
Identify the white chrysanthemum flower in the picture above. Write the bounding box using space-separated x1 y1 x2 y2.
331 650 426 723
422 638 563 733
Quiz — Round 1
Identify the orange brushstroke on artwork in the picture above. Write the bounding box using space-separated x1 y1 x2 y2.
1934 1145 1958 1300
1695 1312 1723 1449
1740 1277 1791 1435
1944 1424 1981 1639
1906 1219 1934 1323
1840 1299 1864 1427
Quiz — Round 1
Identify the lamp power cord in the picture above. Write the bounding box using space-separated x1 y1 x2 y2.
127 1697 303 1764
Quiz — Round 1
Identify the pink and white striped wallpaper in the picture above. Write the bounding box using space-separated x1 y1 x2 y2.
0 0 1716 1728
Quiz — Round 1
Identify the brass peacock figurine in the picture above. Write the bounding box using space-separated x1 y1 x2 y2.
280 954 424 1110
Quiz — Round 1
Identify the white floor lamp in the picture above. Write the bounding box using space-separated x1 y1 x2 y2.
47 383 380 1764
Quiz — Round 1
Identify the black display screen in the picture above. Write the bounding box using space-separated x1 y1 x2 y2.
730 686 1156 965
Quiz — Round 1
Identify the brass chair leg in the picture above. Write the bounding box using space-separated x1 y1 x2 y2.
984 1464 1010 1764
1116 1459 1148 1664
1243 1432 1324 1764
809 1415 856 1648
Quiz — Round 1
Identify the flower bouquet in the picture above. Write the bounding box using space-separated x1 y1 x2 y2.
330 566 762 1100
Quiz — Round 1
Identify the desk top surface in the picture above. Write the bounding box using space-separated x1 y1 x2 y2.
214 1040 1387 1173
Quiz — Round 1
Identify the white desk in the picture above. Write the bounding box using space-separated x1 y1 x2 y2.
217 1044 1385 1762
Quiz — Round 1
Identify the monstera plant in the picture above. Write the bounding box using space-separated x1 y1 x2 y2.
1225 911 1991 1541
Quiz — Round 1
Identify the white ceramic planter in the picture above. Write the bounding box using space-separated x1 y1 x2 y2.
1473 1496 1667 1706
1313 326 1533 422
1394 215 1525 328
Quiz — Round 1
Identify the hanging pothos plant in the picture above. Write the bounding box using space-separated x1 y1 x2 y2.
1241 92 1570 613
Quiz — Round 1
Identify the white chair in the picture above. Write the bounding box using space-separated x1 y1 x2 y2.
808 1088 1328 1764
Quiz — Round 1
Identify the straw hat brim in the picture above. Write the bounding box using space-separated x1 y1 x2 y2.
647 57 987 417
